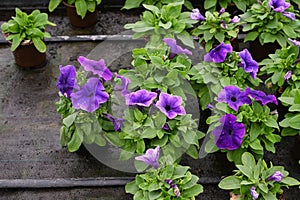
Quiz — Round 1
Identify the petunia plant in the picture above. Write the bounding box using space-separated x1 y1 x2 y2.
125 146 204 199
204 85 281 164
203 0 256 12
219 152 299 200
189 43 261 110
122 0 193 10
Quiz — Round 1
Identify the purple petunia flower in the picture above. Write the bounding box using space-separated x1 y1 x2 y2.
57 65 77 98
283 12 296 20
219 8 225 15
220 20 227 29
156 92 186 119
105 114 124 132
250 186 259 200
284 70 292 82
70 78 109 112
162 123 170 131
114 73 130 96
135 146 160 169
125 89 157 107
190 8 206 21
239 49 259 79
164 179 181 198
266 171 284 182
288 38 300 46
230 16 240 23
217 86 251 111
246 88 278 105
212 114 246 150
77 56 112 81
204 42 233 63
163 38 192 59
268 0 290 13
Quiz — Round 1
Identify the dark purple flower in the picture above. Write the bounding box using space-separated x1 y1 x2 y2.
162 123 170 131
217 86 251 111
114 73 130 96
204 42 233 63
266 171 284 182
283 12 296 20
269 0 290 12
230 16 240 23
125 89 157 107
212 114 246 150
57 65 77 98
156 92 186 119
105 114 124 132
190 8 205 21
164 179 180 198
163 38 192 59
246 88 278 105
284 70 292 82
71 78 109 112
77 56 112 81
239 49 259 79
250 186 259 200
135 146 160 169
220 20 227 29
288 38 300 46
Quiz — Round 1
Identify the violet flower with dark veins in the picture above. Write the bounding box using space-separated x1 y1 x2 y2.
239 49 259 79
71 78 109 112
217 86 251 111
114 72 130 96
125 89 157 107
284 70 292 82
266 171 284 182
156 92 186 119
163 38 192 59
204 42 233 63
268 0 290 12
190 8 205 21
283 12 296 20
250 186 259 200
105 114 124 132
135 146 160 169
77 56 112 81
246 88 278 105
230 16 240 23
164 179 181 198
57 65 77 98
288 38 300 46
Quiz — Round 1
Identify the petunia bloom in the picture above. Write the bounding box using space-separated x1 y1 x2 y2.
71 78 109 112
190 8 205 21
163 38 192 59
220 20 227 29
230 16 240 23
283 12 296 20
125 89 157 107
135 146 160 169
250 186 259 200
156 92 186 119
165 179 180 198
57 65 77 98
204 42 233 63
239 49 259 79
77 56 112 81
246 88 278 105
268 0 290 13
114 73 130 96
284 70 292 82
266 171 284 182
212 114 246 150
288 38 300 46
217 86 251 111
105 114 124 132
219 8 225 15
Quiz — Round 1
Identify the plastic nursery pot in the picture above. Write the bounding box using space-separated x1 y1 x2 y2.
248 39 281 62
63 1 97 28
12 41 47 68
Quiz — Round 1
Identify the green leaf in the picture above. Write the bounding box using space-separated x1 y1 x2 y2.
94 134 106 146
136 139 145 154
241 152 256 168
244 31 259 42
75 0 87 18
281 177 300 186
125 180 139 194
289 104 300 112
236 165 253 179
289 114 300 130
32 37 46 53
258 183 268 194
180 184 203 198
218 176 241 190
122 0 143 10
264 117 279 130
148 190 162 199
63 112 78 128
48 0 62 12
68 129 83 152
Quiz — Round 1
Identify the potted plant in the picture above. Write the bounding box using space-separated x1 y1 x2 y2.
122 0 194 10
1 8 56 68
48 0 101 27
219 152 299 199
203 0 256 13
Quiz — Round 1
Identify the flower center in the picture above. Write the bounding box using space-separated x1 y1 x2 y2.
165 104 171 111
230 96 237 102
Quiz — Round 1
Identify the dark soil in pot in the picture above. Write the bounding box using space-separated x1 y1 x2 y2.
248 39 281 62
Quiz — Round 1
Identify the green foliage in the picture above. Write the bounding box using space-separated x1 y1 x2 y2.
219 152 300 199
125 163 203 199
122 0 193 10
1 8 55 53
48 0 102 18
203 0 256 12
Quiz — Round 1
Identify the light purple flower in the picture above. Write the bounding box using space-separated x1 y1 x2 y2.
156 92 186 119
288 38 300 46
219 8 225 15
212 114 246 150
230 16 240 23
268 0 290 12
105 114 124 132
204 42 233 63
114 73 130 96
57 65 77 98
217 86 251 111
135 146 160 169
239 49 259 79
266 171 284 182
283 12 296 20
190 8 205 21
220 20 227 29
163 38 192 59
71 78 109 112
77 56 112 81
246 88 278 105
284 70 292 82
164 179 180 198
125 89 157 107
250 186 259 200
